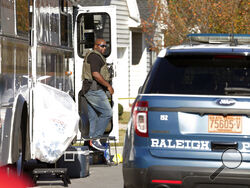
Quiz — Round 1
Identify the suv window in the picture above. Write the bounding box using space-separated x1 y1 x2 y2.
143 55 250 96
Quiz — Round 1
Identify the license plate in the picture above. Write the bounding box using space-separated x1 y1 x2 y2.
208 115 242 133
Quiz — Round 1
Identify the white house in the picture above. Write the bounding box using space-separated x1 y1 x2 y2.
76 0 162 111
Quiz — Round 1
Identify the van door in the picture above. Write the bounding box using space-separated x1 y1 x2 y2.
73 6 118 139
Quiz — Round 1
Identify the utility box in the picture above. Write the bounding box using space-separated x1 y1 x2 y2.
57 146 90 178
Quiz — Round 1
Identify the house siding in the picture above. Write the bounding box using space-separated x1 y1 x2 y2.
111 0 131 110
146 49 152 73
111 0 129 47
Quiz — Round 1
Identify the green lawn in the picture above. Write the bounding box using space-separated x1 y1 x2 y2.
115 111 131 146
119 111 131 124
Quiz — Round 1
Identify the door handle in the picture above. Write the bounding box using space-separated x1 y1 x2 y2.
211 142 238 151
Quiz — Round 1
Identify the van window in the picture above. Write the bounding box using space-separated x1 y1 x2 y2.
60 0 72 47
143 55 250 96
0 2 1 31
16 0 29 37
77 13 111 57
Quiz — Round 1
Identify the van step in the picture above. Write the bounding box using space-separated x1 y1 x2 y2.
32 168 71 187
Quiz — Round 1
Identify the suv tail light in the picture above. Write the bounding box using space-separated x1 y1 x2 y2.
132 101 148 137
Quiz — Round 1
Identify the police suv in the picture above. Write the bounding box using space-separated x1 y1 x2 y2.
123 34 250 188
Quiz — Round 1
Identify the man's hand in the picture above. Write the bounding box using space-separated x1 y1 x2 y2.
107 86 114 95
92 72 114 95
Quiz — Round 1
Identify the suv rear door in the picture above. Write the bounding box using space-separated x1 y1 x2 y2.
140 52 250 161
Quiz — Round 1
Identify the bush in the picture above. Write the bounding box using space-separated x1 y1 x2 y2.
118 103 124 119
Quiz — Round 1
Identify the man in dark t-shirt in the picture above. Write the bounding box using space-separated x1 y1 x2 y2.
83 52 106 91
82 39 114 151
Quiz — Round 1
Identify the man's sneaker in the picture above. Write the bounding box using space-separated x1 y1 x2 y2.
90 139 106 151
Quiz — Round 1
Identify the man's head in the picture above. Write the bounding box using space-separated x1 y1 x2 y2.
94 39 107 55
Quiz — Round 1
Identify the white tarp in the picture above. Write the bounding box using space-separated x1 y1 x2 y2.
33 83 79 163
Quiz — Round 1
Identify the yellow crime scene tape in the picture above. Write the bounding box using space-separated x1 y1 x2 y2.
118 98 136 100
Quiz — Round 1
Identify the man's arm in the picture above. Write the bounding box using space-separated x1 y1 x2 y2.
92 72 114 95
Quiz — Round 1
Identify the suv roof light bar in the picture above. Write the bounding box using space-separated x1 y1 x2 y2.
187 33 250 45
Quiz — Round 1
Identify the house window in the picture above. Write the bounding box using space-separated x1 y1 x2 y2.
16 0 29 37
132 32 142 65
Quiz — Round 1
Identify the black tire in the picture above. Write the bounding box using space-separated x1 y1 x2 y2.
17 106 28 176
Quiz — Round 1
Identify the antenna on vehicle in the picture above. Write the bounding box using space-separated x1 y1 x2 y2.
230 26 238 46
230 2 238 46
189 36 193 46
